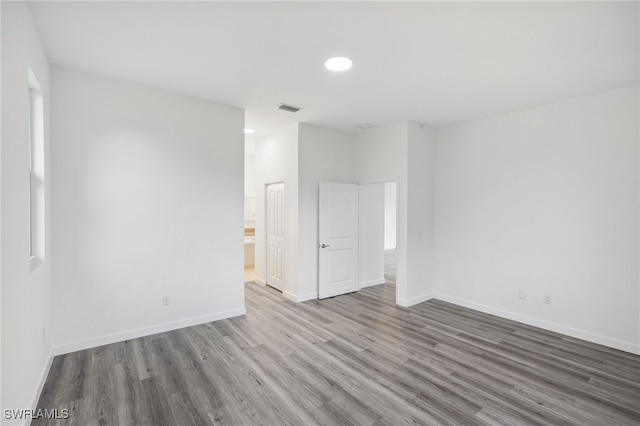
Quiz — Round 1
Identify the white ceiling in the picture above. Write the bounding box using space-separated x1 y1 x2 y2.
29 1 639 144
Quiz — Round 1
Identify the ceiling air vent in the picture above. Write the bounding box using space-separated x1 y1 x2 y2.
278 103 302 113
355 122 376 130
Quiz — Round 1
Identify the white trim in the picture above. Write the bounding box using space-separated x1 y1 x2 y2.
360 278 386 289
52 308 246 356
283 290 317 302
254 277 266 286
282 290 297 302
397 292 435 308
27 345 54 424
434 293 640 356
297 292 318 302
357 177 400 186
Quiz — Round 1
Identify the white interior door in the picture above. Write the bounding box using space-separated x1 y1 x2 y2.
266 182 284 291
318 182 359 299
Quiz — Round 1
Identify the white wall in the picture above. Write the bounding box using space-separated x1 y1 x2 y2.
435 85 640 354
356 122 408 303
384 182 397 250
254 124 299 297
51 68 245 353
1 0 4 413
298 124 357 300
1 1 53 421
356 121 436 307
244 154 255 196
406 122 436 303
359 183 385 288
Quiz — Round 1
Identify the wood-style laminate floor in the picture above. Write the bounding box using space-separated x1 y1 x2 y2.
35 278 640 424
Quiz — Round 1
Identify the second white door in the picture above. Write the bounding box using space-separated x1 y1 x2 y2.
266 182 284 291
318 182 359 299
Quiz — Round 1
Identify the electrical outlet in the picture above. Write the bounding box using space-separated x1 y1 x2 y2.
162 295 170 306
519 290 527 300
543 294 552 304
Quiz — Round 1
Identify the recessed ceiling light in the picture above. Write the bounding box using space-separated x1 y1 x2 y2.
325 57 352 72
243 128 255 134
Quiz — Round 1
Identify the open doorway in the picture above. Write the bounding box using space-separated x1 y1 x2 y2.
244 142 256 283
358 180 398 300
383 182 397 288
243 196 255 282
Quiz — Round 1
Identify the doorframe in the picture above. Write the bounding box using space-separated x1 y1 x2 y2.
357 177 401 306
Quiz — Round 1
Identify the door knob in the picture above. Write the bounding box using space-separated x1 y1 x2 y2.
320 243 331 248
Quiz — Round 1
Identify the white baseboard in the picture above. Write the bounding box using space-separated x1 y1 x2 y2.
397 292 435 308
434 293 640 356
297 292 318 302
254 277 265 285
282 290 297 302
52 307 246 356
25 345 54 425
360 278 386 289
283 290 317 303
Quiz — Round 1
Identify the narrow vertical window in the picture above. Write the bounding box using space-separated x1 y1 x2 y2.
28 68 45 268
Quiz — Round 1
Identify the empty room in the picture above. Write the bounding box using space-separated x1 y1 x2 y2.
1 1 639 425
